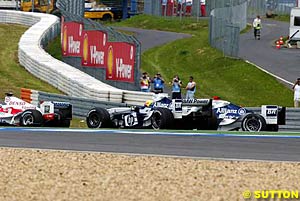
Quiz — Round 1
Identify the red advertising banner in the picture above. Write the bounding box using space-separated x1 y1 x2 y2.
81 30 107 67
106 42 136 83
61 21 84 57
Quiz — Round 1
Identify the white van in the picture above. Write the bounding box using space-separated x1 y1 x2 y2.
289 7 300 40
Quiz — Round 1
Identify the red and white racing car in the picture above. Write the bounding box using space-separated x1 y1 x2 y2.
0 92 72 127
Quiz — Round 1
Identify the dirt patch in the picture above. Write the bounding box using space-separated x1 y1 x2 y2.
0 148 299 201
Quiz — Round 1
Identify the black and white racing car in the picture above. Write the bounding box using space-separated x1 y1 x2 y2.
86 95 285 132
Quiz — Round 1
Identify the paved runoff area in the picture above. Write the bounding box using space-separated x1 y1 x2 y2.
0 147 299 201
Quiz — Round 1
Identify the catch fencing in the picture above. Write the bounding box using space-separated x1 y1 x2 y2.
144 0 207 18
209 0 247 58
56 0 142 91
21 88 300 132
248 0 297 18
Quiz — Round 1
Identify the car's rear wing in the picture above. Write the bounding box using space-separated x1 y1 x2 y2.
261 105 286 125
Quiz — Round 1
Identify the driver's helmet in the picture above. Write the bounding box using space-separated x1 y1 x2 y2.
144 100 154 107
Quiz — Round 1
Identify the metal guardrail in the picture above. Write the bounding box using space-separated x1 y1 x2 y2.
0 10 153 106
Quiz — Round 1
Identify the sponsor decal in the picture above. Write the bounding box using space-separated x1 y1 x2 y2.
82 33 89 64
106 42 135 83
8 101 26 106
214 103 248 119
107 45 113 79
62 22 83 57
182 99 210 105
68 35 81 54
266 106 278 116
63 25 67 55
81 30 107 67
116 58 132 79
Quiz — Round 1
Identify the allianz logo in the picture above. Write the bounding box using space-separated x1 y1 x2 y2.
216 107 246 115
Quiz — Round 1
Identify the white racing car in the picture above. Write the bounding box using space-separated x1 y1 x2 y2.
0 92 72 127
86 94 285 132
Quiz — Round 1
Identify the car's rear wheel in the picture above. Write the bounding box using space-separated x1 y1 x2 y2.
241 114 266 132
20 110 43 126
151 108 174 130
86 108 110 128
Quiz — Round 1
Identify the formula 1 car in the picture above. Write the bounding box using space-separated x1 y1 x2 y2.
86 94 285 132
87 96 216 130
0 93 72 127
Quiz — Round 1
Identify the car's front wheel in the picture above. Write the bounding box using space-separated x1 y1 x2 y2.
86 108 110 128
151 108 174 130
241 114 266 132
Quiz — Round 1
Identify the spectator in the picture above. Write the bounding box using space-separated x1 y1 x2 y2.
152 73 165 93
140 72 151 92
185 76 196 99
292 78 300 107
253 15 261 40
171 75 182 99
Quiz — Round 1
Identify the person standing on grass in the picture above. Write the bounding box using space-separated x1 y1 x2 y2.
171 75 182 99
292 78 300 107
152 73 165 93
140 72 151 92
185 76 196 99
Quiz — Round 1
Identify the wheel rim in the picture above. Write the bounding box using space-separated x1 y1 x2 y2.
22 114 34 125
89 112 102 128
152 111 162 129
244 117 261 131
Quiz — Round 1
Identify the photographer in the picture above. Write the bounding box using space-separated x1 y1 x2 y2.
171 75 182 99
292 78 300 107
152 73 165 93
140 72 151 92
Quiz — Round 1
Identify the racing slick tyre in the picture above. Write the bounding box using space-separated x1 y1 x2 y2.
151 108 174 130
86 108 110 128
56 111 71 128
241 114 267 132
20 110 43 127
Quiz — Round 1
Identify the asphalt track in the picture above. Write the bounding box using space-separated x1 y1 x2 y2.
239 18 297 85
1 128 300 161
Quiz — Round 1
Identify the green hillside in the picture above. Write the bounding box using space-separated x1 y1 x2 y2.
115 15 293 107
0 24 61 98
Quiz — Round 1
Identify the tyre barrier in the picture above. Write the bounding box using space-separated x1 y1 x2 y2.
0 10 153 106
